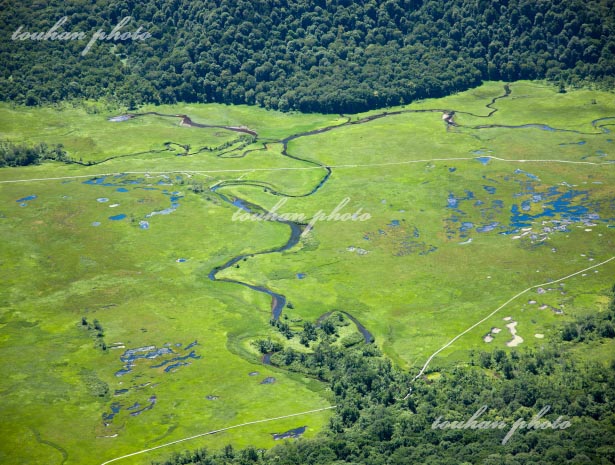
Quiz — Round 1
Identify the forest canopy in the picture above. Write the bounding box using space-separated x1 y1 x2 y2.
1 0 614 112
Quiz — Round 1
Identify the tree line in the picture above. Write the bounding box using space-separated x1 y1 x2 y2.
1 0 614 113
0 140 69 167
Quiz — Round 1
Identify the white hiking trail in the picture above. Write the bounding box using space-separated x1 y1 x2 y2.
99 405 336 465
0 155 612 185
403 255 615 400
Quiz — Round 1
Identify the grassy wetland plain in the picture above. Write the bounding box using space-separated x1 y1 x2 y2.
1 81 614 464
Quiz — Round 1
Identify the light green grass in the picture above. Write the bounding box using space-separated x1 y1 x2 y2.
0 80 614 465
0 178 331 465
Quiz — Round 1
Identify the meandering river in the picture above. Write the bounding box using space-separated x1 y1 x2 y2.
107 84 613 340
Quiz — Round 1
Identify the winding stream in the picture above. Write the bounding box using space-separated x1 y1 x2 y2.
207 189 304 321
107 84 614 336
316 311 374 343
119 111 258 137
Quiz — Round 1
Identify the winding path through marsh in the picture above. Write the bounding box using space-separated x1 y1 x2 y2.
404 256 615 399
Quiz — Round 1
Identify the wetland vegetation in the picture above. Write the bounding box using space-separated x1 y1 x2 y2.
1 80 614 464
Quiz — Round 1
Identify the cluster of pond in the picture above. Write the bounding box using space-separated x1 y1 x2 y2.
82 174 184 228
443 168 612 243
102 340 199 425
363 220 437 257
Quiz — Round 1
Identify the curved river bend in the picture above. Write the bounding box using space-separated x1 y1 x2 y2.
108 85 614 337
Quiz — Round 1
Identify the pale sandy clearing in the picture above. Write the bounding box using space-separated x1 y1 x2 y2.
506 321 524 347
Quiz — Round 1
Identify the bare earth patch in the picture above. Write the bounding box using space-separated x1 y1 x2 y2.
505 320 524 347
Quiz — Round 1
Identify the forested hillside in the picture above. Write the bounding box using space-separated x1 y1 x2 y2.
2 0 614 112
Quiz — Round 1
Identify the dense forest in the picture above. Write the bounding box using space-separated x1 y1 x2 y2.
2 0 614 113
154 288 615 465
0 140 68 167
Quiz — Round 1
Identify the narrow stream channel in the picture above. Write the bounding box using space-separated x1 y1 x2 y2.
107 84 614 338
